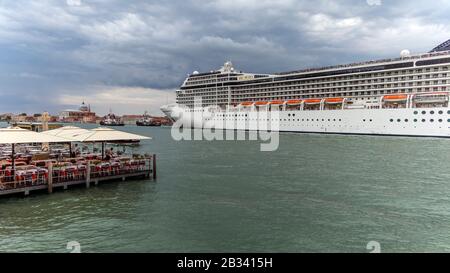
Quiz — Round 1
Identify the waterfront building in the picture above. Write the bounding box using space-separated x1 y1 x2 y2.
59 102 97 123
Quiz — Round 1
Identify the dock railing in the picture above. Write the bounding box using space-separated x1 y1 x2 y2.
0 155 155 195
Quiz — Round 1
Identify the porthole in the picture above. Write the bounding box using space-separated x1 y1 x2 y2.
397 119 401 122
390 119 394 122
414 119 418 122
439 111 444 115
422 111 426 115
422 119 426 122
414 111 418 115
430 119 434 123
430 111 435 115
405 119 409 122
439 119 443 123
448 111 450 115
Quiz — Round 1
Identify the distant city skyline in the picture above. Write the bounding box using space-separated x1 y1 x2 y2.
1 0 450 115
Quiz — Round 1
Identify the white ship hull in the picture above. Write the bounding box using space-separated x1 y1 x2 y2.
163 104 450 138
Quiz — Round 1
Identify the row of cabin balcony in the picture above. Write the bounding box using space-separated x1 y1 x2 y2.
231 70 450 90
178 65 450 93
176 86 450 103
179 73 450 96
228 86 449 100
177 83 450 99
231 77 449 94
183 64 450 88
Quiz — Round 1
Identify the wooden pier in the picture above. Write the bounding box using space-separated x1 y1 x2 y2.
0 155 156 197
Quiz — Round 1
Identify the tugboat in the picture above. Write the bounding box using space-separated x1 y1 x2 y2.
136 111 161 126
100 112 125 126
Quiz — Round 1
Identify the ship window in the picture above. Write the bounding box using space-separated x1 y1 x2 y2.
405 119 409 122
414 119 418 122
414 111 418 115
422 111 426 114
430 119 434 123
430 111 435 115
439 111 444 115
422 119 426 122
397 119 401 122
390 119 394 122
448 119 450 122
439 119 443 122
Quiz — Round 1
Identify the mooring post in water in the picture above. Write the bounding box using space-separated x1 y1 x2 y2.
86 161 91 188
48 162 53 194
152 154 157 180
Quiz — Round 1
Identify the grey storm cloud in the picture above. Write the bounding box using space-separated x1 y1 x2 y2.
1 0 450 115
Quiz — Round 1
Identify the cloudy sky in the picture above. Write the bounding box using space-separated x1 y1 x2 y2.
1 0 450 115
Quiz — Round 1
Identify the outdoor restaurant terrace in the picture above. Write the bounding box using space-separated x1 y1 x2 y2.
0 126 155 196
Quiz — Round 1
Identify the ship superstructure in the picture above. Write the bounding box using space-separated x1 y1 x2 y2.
162 40 450 138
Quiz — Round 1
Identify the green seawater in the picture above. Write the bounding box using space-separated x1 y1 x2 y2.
1 125 450 252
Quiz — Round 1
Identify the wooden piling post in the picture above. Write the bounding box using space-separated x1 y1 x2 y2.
152 154 157 180
86 161 91 188
48 162 53 194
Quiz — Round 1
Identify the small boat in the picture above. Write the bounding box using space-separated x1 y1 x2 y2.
325 97 345 104
383 94 408 102
255 101 269 106
304 99 322 105
100 113 125 126
286 100 303 105
136 112 161 126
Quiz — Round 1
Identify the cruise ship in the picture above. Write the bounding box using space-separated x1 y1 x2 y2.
161 39 450 137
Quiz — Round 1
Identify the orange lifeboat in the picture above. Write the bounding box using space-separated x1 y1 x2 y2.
383 94 408 102
240 101 253 106
269 100 285 105
255 101 269 106
304 99 322 105
286 99 303 105
325 97 344 104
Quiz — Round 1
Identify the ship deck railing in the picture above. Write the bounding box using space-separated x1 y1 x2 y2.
275 50 450 76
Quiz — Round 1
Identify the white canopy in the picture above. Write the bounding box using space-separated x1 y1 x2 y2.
42 126 91 138
68 127 151 142
0 127 70 144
